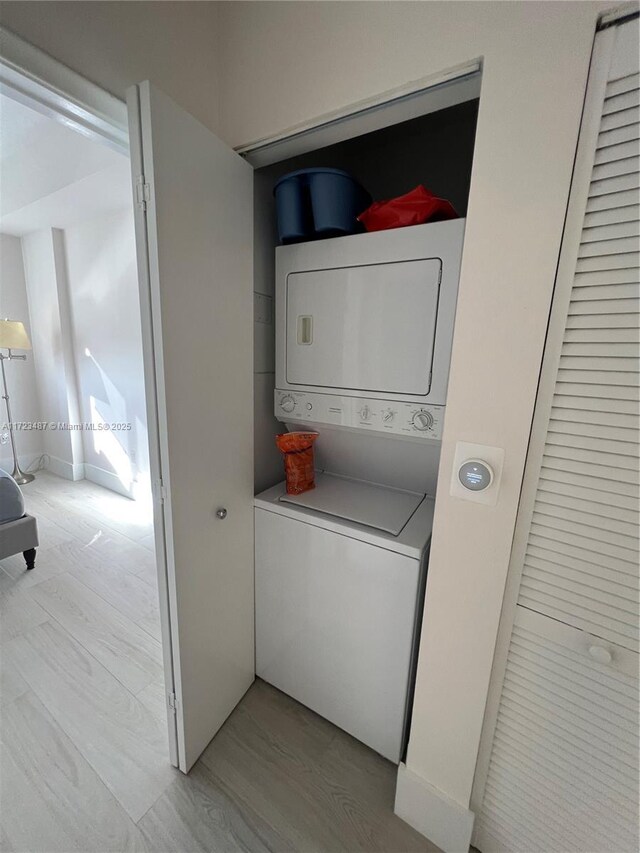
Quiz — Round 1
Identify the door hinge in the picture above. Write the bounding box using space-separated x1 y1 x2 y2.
135 175 151 210
153 477 167 504
168 692 177 715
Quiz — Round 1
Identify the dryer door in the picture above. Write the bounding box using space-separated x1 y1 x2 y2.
285 258 441 396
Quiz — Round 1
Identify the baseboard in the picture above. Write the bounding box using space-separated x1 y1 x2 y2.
394 763 475 853
84 463 134 499
46 455 84 481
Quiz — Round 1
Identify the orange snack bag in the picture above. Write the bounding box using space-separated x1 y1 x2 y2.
275 431 319 495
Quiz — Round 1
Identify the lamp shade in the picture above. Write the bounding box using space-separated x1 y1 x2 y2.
0 320 32 350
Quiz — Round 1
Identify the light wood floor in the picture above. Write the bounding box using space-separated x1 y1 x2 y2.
1 472 438 853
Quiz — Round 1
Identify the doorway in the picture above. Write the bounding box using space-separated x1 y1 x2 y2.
0 66 172 819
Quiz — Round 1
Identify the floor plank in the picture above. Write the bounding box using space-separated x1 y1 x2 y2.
0 690 147 852
1 536 144 596
201 680 437 853
27 536 159 593
21 484 157 585
29 573 163 693
0 586 49 641
23 473 153 545
122 541 159 588
23 489 135 550
138 533 157 553
82 494 153 544
6 620 174 822
137 678 169 725
138 762 278 853
0 654 29 707
70 557 162 640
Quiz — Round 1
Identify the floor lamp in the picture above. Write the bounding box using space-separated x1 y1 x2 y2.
0 319 35 485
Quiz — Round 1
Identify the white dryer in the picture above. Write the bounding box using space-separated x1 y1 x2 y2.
255 472 434 763
274 218 465 435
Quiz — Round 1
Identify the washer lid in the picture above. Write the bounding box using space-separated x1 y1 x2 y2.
279 472 425 536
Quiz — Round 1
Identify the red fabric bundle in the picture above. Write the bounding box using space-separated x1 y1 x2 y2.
358 185 458 232
275 431 319 495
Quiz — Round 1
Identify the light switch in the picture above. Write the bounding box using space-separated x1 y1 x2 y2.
450 442 504 506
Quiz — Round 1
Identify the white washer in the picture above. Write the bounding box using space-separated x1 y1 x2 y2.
254 472 434 763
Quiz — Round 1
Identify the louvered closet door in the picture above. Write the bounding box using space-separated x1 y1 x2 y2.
476 608 638 853
474 18 639 853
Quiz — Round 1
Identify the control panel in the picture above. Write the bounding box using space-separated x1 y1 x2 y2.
275 390 443 440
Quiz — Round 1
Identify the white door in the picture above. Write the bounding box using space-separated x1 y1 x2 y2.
127 82 254 773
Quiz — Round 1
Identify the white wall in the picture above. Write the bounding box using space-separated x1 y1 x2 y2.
63 209 149 497
0 232 42 471
216 1 614 847
0 0 221 134
19 213 147 498
21 228 83 479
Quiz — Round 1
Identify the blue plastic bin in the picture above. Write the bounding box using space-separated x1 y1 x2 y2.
274 168 371 243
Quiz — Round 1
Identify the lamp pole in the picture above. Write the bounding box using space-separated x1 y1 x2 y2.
0 349 34 485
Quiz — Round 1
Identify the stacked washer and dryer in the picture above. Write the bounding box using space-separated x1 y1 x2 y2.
255 219 465 763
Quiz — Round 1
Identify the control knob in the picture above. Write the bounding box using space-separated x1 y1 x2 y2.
382 408 395 423
360 405 372 421
280 395 296 414
412 410 434 431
